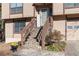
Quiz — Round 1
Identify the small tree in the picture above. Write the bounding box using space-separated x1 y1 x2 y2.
52 30 64 43
45 30 64 45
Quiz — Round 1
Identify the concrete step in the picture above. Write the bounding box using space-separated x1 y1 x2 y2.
30 27 41 38
23 27 42 50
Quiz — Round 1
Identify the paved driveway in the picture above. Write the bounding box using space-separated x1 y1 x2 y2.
65 40 79 56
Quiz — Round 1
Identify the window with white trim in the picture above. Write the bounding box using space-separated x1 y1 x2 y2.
14 21 25 33
64 3 79 8
10 3 23 14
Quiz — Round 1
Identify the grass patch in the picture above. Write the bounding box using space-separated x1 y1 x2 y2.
46 41 66 52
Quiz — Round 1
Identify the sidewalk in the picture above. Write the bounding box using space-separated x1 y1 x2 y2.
65 40 79 56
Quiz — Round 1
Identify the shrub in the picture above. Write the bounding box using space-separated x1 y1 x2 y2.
45 30 66 51
47 44 59 51
8 42 18 46
45 30 64 45
45 34 52 45
8 42 19 52
47 41 66 51
52 30 64 43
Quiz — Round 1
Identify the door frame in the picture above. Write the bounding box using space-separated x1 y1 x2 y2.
39 8 51 26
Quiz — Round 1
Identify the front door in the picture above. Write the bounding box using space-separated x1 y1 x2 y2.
40 8 49 26
37 8 51 27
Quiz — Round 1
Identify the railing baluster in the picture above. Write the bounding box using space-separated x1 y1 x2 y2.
37 16 53 49
20 17 36 46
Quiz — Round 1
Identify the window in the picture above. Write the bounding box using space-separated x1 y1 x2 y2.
10 3 23 14
64 3 79 8
64 3 74 8
74 3 79 7
14 21 25 33
48 8 52 16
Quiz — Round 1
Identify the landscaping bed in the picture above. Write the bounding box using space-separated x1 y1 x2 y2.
46 41 66 52
0 43 12 56
45 30 66 52
0 41 22 56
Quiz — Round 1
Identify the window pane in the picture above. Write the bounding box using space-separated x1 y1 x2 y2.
14 21 25 32
10 8 16 14
10 3 23 14
16 7 23 13
75 3 79 7
15 22 19 27
64 3 74 8
17 3 22 7
15 22 19 32
15 27 19 32
19 21 25 27
19 21 25 31
10 3 16 8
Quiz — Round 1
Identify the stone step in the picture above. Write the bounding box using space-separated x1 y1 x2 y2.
24 38 41 49
24 27 42 50
25 42 39 46
30 27 41 38
26 38 37 42
24 45 41 49
24 43 41 49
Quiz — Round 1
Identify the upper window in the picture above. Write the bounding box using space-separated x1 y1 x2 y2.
64 3 79 8
10 3 23 14
74 3 79 7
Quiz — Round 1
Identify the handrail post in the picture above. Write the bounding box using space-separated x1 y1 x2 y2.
41 34 45 49
20 17 36 46
21 34 24 46
38 16 53 49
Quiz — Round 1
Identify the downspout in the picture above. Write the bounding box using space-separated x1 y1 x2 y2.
65 15 67 41
63 3 67 41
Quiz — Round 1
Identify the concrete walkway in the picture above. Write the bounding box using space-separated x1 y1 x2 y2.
65 40 79 56
12 47 64 56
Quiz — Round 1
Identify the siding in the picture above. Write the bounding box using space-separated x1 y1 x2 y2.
53 3 64 15
65 8 79 14
23 3 34 17
5 20 29 43
67 20 79 40
53 20 66 40
5 22 14 43
2 3 9 19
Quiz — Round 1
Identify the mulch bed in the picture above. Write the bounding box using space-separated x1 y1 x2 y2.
0 43 12 56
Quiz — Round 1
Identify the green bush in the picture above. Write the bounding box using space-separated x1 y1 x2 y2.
45 30 66 51
8 42 18 46
45 30 64 45
46 41 66 51
47 44 59 51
